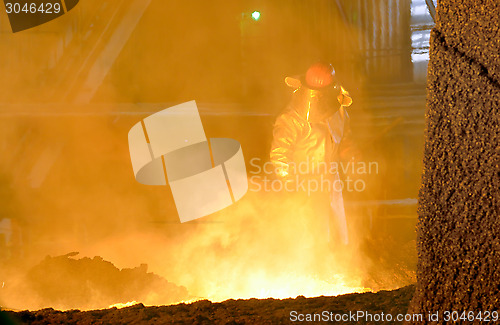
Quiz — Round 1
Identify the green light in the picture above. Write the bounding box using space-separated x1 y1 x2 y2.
251 11 261 21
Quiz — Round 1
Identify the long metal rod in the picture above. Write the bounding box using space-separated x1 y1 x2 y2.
425 0 436 22
334 0 348 25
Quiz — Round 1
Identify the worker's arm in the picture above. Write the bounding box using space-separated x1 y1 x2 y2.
270 111 301 178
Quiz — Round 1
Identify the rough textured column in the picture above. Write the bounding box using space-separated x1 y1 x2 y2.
408 0 500 321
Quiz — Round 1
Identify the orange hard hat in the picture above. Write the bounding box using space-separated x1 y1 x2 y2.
305 63 335 89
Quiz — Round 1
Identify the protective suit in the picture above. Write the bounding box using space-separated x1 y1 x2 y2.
270 63 354 245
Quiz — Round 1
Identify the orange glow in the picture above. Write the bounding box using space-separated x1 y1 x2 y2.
0 0 419 312
76 186 372 308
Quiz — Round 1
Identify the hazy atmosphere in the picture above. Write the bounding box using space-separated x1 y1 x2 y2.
0 0 430 313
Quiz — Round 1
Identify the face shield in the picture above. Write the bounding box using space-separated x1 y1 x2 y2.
292 84 340 122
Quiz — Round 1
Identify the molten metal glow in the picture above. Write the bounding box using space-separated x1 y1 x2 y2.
205 274 368 302
108 301 139 309
71 184 375 310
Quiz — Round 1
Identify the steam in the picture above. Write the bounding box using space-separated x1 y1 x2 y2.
0 0 418 312
77 187 367 303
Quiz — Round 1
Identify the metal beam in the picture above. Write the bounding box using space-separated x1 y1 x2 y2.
425 0 436 22
335 0 349 25
73 0 152 104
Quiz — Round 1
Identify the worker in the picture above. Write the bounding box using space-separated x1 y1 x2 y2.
270 62 357 246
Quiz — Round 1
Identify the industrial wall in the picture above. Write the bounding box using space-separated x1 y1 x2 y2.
408 0 499 319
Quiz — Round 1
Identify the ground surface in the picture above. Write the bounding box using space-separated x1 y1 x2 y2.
2 285 414 325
